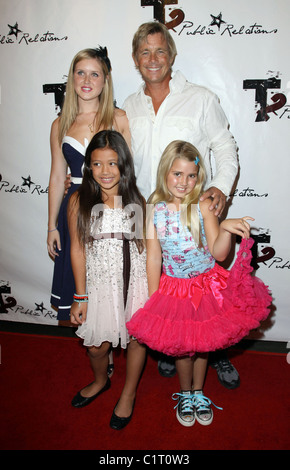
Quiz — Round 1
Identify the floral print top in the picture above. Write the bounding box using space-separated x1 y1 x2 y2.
153 202 215 279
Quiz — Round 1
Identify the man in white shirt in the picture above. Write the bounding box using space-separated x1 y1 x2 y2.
123 21 240 389
123 21 238 216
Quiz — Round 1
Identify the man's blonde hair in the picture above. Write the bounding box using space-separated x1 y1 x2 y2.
132 21 177 63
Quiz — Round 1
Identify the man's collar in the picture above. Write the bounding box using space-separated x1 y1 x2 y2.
169 70 187 93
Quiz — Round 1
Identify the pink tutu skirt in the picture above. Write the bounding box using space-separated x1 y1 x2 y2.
126 238 272 356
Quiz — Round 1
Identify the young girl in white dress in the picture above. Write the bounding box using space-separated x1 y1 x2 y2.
127 140 271 428
68 130 148 430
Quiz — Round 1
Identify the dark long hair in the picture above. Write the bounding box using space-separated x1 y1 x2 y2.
75 130 145 252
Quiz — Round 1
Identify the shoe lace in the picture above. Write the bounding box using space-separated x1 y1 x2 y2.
194 393 223 412
216 359 235 372
172 392 194 413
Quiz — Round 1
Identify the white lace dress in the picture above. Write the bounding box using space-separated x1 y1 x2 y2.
76 207 148 348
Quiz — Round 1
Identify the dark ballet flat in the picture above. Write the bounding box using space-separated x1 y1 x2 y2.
71 378 111 408
109 400 135 430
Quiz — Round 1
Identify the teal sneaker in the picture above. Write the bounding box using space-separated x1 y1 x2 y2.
193 390 223 426
172 391 195 427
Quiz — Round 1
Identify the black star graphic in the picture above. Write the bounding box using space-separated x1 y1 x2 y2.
210 13 226 30
35 302 47 313
21 175 35 188
7 22 22 38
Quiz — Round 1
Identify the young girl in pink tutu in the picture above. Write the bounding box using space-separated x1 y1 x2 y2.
127 140 272 428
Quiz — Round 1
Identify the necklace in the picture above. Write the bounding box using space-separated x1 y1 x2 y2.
88 113 97 133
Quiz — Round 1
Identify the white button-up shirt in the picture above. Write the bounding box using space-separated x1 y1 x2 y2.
123 71 238 201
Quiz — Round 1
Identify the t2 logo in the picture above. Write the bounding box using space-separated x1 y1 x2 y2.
243 77 287 121
43 83 66 113
141 0 184 29
0 283 16 313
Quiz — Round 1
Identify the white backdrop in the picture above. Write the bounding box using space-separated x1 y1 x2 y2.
0 0 289 343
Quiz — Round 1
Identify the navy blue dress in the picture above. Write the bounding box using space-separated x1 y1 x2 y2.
50 136 88 321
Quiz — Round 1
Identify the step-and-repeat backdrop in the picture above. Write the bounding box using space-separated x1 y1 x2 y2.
0 0 289 343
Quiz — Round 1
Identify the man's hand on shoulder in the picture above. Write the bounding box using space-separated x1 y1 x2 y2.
199 186 226 217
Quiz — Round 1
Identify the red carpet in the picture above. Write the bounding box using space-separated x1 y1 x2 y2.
0 331 289 451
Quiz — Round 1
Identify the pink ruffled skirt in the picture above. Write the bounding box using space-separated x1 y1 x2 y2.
126 238 272 356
